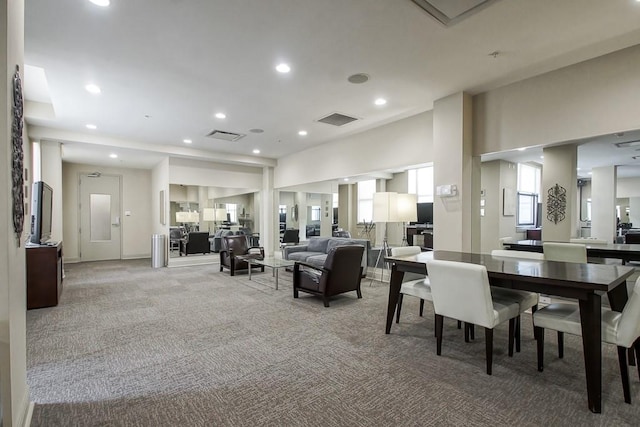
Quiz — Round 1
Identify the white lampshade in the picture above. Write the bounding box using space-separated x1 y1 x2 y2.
373 192 398 223
202 208 216 222
175 211 190 223
215 208 228 221
188 211 200 223
397 193 417 222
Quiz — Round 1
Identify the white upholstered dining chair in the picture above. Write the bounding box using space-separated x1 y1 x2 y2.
490 249 542 348
427 259 522 375
533 277 640 403
543 242 587 263
390 246 431 323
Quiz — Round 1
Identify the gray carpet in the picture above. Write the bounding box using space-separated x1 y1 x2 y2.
27 259 639 426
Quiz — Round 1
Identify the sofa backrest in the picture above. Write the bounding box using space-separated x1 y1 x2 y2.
307 237 330 253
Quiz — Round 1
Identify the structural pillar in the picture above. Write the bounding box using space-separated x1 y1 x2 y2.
433 92 479 252
260 166 276 256
591 166 617 243
541 144 577 241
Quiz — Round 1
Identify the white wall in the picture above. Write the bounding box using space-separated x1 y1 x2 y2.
474 44 640 155
169 157 262 190
0 1 31 425
275 111 433 188
152 158 170 238
62 163 153 261
40 141 63 243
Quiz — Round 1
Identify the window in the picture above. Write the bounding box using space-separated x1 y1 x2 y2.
408 166 434 203
516 164 541 227
357 180 376 223
311 206 321 221
225 203 237 223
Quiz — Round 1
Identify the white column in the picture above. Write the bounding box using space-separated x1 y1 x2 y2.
260 167 276 256
541 144 577 241
296 192 308 241
40 140 63 242
320 194 332 236
591 166 617 243
629 198 640 229
433 92 479 252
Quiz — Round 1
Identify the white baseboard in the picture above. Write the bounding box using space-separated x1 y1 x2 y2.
122 254 151 260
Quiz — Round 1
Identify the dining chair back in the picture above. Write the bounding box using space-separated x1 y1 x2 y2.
617 278 640 348
427 259 496 329
491 249 544 260
390 246 430 323
569 238 608 245
543 242 587 263
390 246 422 257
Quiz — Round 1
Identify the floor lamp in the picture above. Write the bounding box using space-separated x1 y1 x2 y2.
371 192 398 284
397 193 417 246
202 208 215 233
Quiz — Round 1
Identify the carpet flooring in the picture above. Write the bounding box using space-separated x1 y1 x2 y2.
26 259 640 426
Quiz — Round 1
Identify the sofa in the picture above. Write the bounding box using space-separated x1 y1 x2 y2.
283 236 370 277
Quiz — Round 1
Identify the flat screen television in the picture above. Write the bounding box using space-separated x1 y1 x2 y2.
30 181 53 244
417 202 433 225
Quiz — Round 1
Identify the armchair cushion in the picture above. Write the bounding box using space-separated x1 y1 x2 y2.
219 235 265 276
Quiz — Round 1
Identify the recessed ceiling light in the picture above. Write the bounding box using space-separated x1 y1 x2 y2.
577 168 581 171
275 63 291 73
109 153 117 159
183 139 192 144
343 178 349 181
252 149 260 154
250 128 264 133
89 0 110 6
347 73 370 84
298 130 308 136
86 124 97 130
374 98 387 106
588 172 593 175
517 147 526 151
540 156 544 159
215 112 226 119
85 83 101 94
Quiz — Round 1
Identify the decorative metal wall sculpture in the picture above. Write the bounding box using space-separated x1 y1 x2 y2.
12 65 25 245
546 183 566 224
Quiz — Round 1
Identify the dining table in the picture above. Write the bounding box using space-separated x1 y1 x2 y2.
503 239 640 264
384 250 636 413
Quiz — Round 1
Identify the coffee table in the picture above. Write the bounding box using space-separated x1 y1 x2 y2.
243 257 295 290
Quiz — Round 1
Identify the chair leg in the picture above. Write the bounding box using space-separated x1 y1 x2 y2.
536 327 545 372
356 283 362 299
617 346 631 404
323 296 330 307
629 347 636 367
515 315 521 353
434 313 437 337
531 304 538 340
219 265 223 272
435 314 444 356
396 294 404 324
557 331 564 359
470 324 475 340
293 286 298 299
508 318 515 357
457 320 462 329
485 327 494 375
419 299 425 317
464 322 470 343
634 337 640 381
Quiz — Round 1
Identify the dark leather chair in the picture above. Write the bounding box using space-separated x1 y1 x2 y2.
280 229 299 247
625 233 640 244
219 234 265 276
169 227 184 253
293 245 364 307
180 231 210 256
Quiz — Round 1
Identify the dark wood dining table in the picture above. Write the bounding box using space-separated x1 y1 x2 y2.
503 239 640 264
385 250 636 413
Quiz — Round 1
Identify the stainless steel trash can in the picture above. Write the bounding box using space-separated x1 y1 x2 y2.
151 234 167 268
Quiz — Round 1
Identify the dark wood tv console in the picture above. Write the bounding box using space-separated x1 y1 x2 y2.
406 225 433 249
26 241 63 309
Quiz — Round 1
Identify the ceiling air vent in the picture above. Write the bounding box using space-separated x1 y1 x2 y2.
316 112 359 127
411 0 499 26
205 129 246 142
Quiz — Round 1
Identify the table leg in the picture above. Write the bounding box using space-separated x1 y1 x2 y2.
248 261 252 280
386 264 404 334
579 292 602 413
275 267 279 290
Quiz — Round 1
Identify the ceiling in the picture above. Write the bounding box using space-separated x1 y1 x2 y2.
24 0 640 174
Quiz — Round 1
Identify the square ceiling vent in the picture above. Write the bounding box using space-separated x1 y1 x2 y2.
411 0 500 26
205 129 246 142
316 112 359 127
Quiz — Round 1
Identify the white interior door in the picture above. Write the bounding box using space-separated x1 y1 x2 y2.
79 173 122 261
